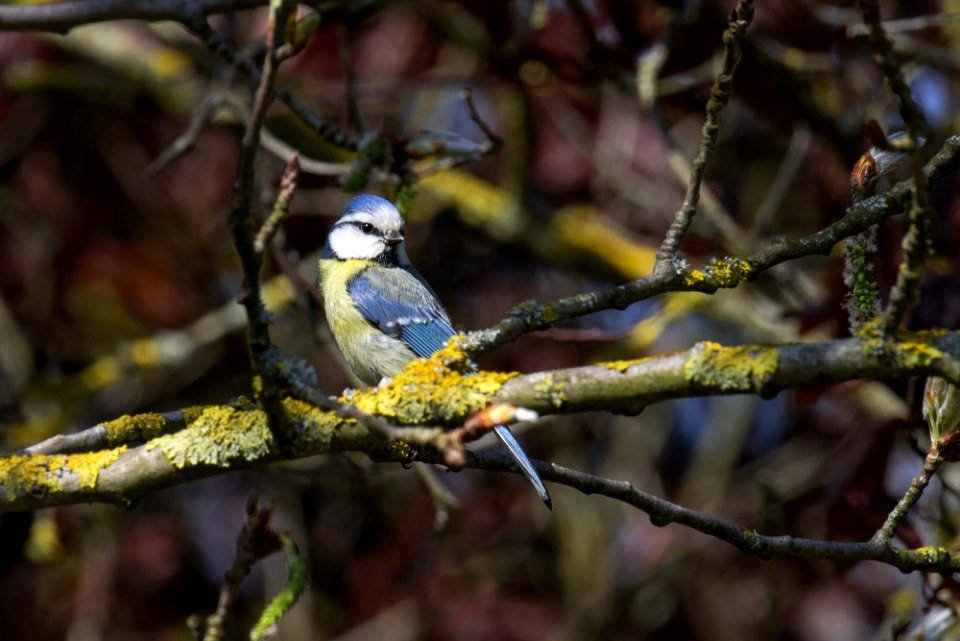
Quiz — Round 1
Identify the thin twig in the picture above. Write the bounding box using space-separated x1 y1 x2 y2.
189 17 360 152
654 0 755 272
459 453 960 574
225 0 295 442
460 88 503 151
871 441 946 546
857 0 932 334
463 134 960 358
254 155 300 254
146 90 229 176
202 490 282 641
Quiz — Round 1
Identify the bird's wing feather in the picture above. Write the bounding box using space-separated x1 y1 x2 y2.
348 266 456 358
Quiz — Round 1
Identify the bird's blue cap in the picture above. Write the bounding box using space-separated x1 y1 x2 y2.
344 194 395 214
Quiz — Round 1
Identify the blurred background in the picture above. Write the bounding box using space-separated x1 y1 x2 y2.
1 1 960 639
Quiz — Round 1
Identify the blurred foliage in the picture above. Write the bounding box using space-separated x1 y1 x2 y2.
1 1 960 640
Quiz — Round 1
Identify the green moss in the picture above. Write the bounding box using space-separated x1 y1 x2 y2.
684 341 779 392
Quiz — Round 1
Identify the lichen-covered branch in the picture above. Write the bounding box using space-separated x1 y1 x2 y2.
465 134 960 358
654 0 755 270
4 331 960 514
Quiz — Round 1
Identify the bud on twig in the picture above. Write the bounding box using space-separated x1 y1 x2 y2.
924 377 960 442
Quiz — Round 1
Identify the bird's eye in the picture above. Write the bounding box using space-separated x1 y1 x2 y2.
359 223 374 234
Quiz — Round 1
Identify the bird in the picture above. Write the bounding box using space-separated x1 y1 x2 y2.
319 194 552 508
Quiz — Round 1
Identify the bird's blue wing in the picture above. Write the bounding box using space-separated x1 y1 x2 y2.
347 266 456 358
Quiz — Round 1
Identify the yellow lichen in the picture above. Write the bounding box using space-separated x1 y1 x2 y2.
0 453 65 500
102 412 172 446
348 343 517 425
684 341 779 391
282 397 341 450
703 257 754 288
146 404 274 468
532 374 568 409
0 445 125 499
897 341 943 368
389 440 414 460
856 320 945 368
911 546 951 565
683 269 707 286
595 356 655 372
71 446 127 488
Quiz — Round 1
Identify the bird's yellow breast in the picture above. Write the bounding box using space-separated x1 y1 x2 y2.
318 258 416 385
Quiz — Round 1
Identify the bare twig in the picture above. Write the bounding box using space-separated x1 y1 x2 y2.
189 18 360 152
226 0 296 442
858 0 932 334
464 134 960 358
254 155 300 254
871 440 947 546
467 454 960 575
654 0 755 272
201 491 283 641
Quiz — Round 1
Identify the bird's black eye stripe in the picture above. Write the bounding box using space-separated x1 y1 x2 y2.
359 222 374 234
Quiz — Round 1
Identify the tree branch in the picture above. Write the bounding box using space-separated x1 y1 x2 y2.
655 0 755 270
4 331 960 514
0 0 268 32
464 134 960 358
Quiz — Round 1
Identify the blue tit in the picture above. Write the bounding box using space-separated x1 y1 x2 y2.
319 194 552 508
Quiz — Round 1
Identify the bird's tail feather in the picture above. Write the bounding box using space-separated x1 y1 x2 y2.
493 424 552 509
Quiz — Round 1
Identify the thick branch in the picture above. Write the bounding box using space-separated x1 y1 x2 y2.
4 332 960 513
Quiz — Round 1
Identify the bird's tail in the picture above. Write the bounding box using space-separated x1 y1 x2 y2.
493 424 552 509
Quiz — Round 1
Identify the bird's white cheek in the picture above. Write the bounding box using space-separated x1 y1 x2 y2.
329 227 383 260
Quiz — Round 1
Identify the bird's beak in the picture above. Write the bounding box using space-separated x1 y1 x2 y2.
384 232 403 247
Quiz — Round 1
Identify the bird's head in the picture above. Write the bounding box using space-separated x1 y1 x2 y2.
323 195 409 266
